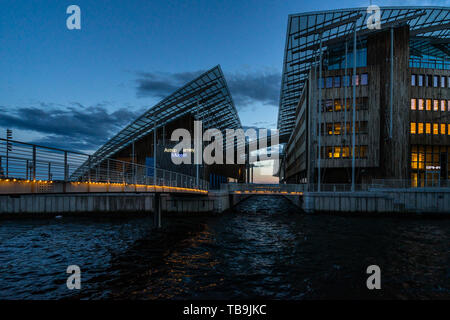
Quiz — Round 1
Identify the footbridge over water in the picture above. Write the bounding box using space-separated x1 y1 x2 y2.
1 138 450 219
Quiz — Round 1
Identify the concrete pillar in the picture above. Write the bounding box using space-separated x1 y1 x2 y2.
154 193 162 229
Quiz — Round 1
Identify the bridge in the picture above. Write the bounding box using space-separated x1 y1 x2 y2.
1 137 450 220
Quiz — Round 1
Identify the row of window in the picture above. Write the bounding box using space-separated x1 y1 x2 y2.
411 99 450 111
411 74 450 88
319 121 368 136
411 145 450 171
320 145 368 159
410 122 450 135
319 98 368 112
318 74 368 89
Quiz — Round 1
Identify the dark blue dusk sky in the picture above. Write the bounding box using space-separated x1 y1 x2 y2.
0 0 447 152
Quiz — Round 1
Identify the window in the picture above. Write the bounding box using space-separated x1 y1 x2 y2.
441 76 446 88
418 99 424 110
426 75 432 87
426 123 431 134
418 123 424 134
448 76 450 89
441 123 446 135
418 75 424 86
411 74 416 86
448 124 450 135
433 75 439 87
359 121 368 134
326 77 333 88
433 123 439 135
434 100 439 111
326 146 333 159
411 148 418 169
448 100 450 112
342 146 350 158
333 147 341 158
411 122 416 134
325 100 333 112
343 75 350 87
441 100 446 112
327 123 333 135
334 76 341 88
426 99 431 111
334 123 341 135
361 73 368 85
352 74 360 86
411 99 416 110
359 146 367 159
334 100 342 112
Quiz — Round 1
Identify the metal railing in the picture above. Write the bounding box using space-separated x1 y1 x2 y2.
225 179 450 194
410 57 450 70
0 138 209 190
225 183 306 194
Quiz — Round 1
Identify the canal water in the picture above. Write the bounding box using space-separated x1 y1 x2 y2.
0 195 449 299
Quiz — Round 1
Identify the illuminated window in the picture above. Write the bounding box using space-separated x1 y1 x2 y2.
411 173 418 187
418 99 424 110
448 76 450 88
333 147 341 158
426 99 431 111
426 123 431 134
441 76 446 88
433 123 439 135
418 123 424 134
441 100 446 112
411 150 418 169
433 75 439 87
411 99 416 110
433 100 439 111
441 123 446 135
448 124 450 135
327 147 333 159
327 123 333 135
334 123 341 135
419 147 425 169
342 146 349 158
410 122 416 134
411 74 416 86
334 100 342 112
448 100 450 111
352 74 360 86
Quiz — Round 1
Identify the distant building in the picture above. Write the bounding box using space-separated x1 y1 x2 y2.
277 7 450 187
72 65 247 188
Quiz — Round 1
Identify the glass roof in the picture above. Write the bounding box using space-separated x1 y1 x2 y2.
72 65 242 177
278 6 450 140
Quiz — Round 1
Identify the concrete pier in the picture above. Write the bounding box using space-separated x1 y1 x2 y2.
0 190 232 217
303 188 450 215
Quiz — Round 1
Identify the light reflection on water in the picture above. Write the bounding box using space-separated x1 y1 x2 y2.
0 195 449 299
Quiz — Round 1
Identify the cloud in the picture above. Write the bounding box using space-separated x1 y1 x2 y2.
136 71 205 98
135 69 281 110
0 103 145 152
225 71 281 108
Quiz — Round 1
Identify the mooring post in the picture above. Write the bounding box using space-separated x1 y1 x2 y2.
154 193 162 229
